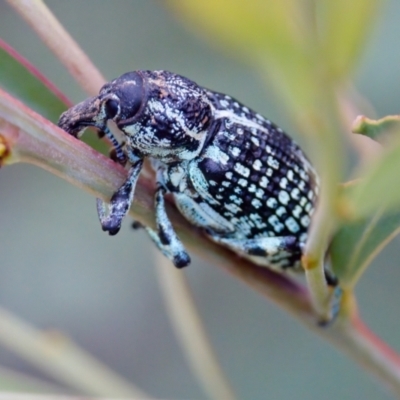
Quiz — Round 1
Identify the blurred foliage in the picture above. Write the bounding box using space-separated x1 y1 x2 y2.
352 114 400 142
0 39 69 122
332 183 400 286
343 133 400 218
0 40 108 154
166 0 381 118
319 0 382 80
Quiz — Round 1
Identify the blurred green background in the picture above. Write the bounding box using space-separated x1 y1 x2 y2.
0 1 400 399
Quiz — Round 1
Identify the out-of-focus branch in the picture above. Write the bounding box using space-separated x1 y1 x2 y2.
5 0 105 96
0 307 150 398
155 253 236 400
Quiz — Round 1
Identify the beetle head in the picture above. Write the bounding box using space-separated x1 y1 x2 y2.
59 70 212 162
58 72 144 137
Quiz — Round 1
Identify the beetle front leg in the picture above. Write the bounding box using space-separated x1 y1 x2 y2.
100 125 127 166
144 185 190 268
97 158 143 235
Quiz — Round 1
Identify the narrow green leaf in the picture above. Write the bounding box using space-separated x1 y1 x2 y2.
330 206 400 288
166 0 320 113
319 0 382 80
0 39 107 153
166 0 307 60
344 136 400 218
0 39 71 122
352 114 400 143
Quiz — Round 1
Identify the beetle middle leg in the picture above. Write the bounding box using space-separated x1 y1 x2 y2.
141 185 190 268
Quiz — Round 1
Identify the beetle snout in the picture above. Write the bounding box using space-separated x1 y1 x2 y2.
58 96 102 137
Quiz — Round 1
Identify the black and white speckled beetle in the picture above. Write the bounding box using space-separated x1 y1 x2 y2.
58 70 326 277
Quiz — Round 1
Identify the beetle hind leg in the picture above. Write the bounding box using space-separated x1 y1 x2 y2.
134 185 190 268
208 234 301 269
209 232 342 324
144 225 190 268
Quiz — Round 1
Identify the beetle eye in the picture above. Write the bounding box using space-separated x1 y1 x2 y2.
104 98 120 119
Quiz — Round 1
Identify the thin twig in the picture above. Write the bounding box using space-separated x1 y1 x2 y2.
154 253 236 400
328 314 400 397
0 307 150 399
0 365 63 393
5 0 105 96
0 394 104 400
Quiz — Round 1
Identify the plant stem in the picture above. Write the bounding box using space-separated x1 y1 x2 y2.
0 307 150 398
328 315 400 397
154 253 237 400
2 88 400 397
5 0 105 96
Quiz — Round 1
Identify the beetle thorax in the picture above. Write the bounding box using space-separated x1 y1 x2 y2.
119 70 213 163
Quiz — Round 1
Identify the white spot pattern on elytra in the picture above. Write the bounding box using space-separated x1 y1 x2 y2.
292 205 302 219
249 213 267 229
248 184 256 193
230 146 241 157
255 188 264 199
259 176 269 188
238 178 248 187
267 197 278 208
291 188 300 200
278 190 290 205
234 163 250 177
301 215 310 227
276 206 286 217
251 136 260 146
280 177 288 189
268 215 284 233
285 217 300 233
267 156 279 169
252 159 262 171
230 194 243 205
251 198 262 209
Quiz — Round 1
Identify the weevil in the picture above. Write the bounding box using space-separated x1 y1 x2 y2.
58 70 338 294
